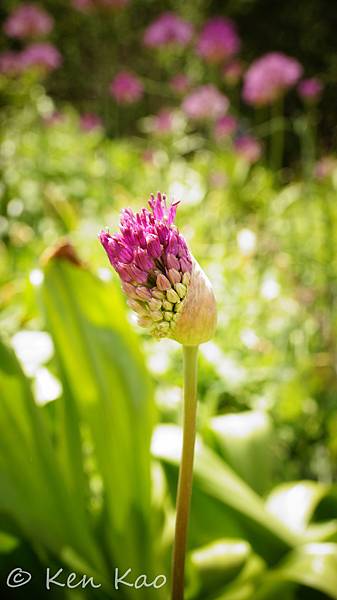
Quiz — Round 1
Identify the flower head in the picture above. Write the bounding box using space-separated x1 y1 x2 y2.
243 52 302 106
4 4 53 39
182 85 229 121
20 43 62 72
143 12 193 48
196 17 240 63
100 192 216 345
109 71 144 104
298 77 323 102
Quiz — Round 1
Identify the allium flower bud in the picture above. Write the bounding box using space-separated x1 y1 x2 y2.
100 192 216 345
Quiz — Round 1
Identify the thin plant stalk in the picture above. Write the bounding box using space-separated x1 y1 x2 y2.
270 96 284 175
300 107 317 182
171 345 199 600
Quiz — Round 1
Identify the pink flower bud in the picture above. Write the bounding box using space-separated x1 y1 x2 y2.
99 192 216 344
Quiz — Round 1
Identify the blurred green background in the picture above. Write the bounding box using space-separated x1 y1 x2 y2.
1 1 337 599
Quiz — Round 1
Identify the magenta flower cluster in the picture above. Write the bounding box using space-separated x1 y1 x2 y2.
143 12 193 48
3 3 53 39
182 85 229 121
20 43 62 71
100 193 193 338
197 17 240 63
110 71 144 104
0 43 62 75
1 4 61 75
243 52 303 106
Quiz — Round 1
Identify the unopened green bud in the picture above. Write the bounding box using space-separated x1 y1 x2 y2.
137 316 153 328
152 311 163 322
167 289 180 303
175 283 187 299
163 300 173 311
156 321 170 335
128 299 148 315
149 298 162 311
164 312 173 321
168 268 181 284
157 273 171 291
152 289 165 300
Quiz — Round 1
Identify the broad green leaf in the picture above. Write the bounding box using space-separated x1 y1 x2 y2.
266 481 337 541
152 425 298 562
256 543 337 600
41 256 158 596
187 538 251 598
208 411 274 494
0 338 107 580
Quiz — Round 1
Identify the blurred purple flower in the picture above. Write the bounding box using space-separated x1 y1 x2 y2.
0 51 22 75
143 12 193 48
100 192 193 338
80 112 103 131
214 115 237 141
170 73 190 95
196 17 240 63
298 77 323 102
223 59 243 86
4 4 53 39
110 71 144 104
20 43 62 72
243 52 302 106
234 135 262 163
182 85 229 121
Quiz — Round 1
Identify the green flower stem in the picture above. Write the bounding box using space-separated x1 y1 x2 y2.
270 97 284 175
171 345 199 600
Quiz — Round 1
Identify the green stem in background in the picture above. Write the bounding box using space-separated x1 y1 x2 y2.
171 345 199 600
270 97 284 175
299 107 317 182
